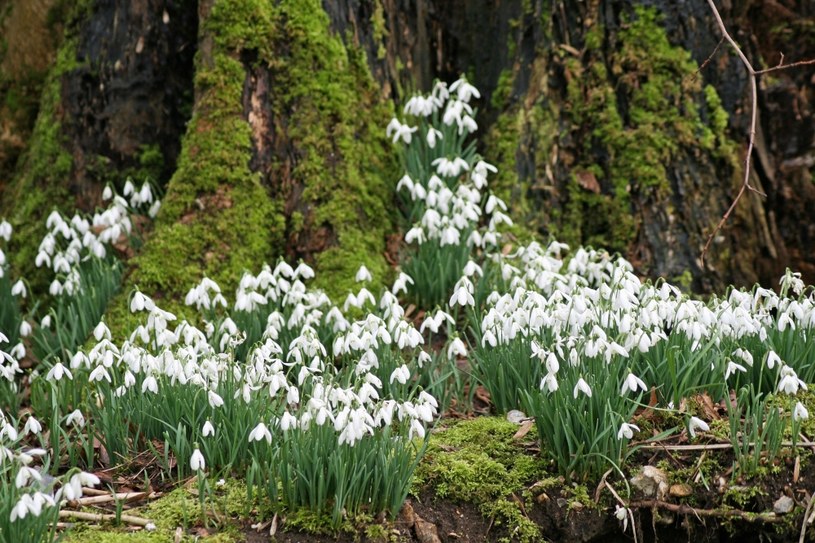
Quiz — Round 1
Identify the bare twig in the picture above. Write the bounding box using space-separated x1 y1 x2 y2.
67 491 158 507
799 493 815 543
58 510 153 527
597 469 639 543
691 36 725 81
629 499 782 523
701 1 815 261
637 440 815 452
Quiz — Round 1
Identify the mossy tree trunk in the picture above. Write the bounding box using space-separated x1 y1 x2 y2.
1 0 813 314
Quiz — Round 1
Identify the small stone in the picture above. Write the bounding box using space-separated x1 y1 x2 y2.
630 466 668 498
773 495 794 514
507 410 527 424
669 484 693 497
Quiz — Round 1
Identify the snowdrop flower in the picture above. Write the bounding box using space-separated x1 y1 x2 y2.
355 265 372 283
391 272 414 295
766 350 781 369
778 366 807 395
93 321 111 341
449 281 475 307
23 416 42 436
615 505 630 533
207 390 224 408
426 127 443 148
142 376 158 394
724 360 747 380
46 362 72 382
450 78 481 102
620 372 647 395
617 422 639 440
10 280 26 298
280 411 297 431
390 364 411 385
190 448 205 472
102 185 113 201
249 422 272 444
540 372 559 393
405 225 425 245
688 416 709 438
573 377 592 398
733 348 753 367
41 315 52 329
447 337 467 359
202 421 215 437
794 402 809 422
0 220 11 241
432 156 470 178
19 321 31 338
66 409 86 428
385 118 418 144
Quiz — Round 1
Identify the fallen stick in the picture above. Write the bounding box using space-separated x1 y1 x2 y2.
629 499 782 523
58 510 152 527
68 491 159 507
637 441 815 452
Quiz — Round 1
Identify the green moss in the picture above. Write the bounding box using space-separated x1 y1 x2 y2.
105 0 394 333
371 0 388 60
486 6 740 255
413 417 547 542
2 29 82 291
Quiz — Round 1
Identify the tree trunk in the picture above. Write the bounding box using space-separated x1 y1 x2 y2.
1 0 813 307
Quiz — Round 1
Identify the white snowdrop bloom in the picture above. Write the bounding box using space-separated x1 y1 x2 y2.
573 377 592 398
249 422 272 444
540 372 559 393
23 416 42 436
778 366 807 395
10 280 26 298
286 385 300 405
732 348 753 367
190 448 205 472
617 422 639 440
403 94 435 117
794 402 809 422
207 390 225 409
405 225 425 245
46 362 72 382
65 409 85 428
280 411 297 432
0 422 18 441
102 185 113 201
396 174 414 193
391 272 414 295
432 156 470 178
447 337 467 359
142 375 159 394
450 78 481 102
449 283 475 308
93 321 111 341
15 466 42 488
293 262 314 280
49 279 63 296
89 365 112 383
18 321 31 338
408 418 426 440
355 265 372 283
0 220 11 241
385 118 418 144
765 350 781 369
202 421 215 437
426 127 443 148
389 364 411 385
620 372 647 395
724 360 747 380
417 350 431 368
688 416 709 438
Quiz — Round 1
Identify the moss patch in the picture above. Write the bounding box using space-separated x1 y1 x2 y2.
485 6 738 255
106 0 395 333
413 417 548 542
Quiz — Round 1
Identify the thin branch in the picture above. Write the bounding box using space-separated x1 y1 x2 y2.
701 0 759 262
636 440 815 452
756 58 815 75
799 493 814 543
58 510 153 527
701 2 815 262
692 36 725 81
629 499 783 523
